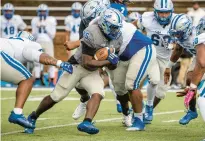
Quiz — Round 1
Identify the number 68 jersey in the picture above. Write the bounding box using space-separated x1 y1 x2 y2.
0 15 27 38
141 12 176 60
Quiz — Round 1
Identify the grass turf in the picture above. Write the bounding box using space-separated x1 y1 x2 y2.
1 90 205 141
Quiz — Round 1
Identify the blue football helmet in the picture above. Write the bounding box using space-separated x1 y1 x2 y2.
154 0 174 25
71 2 82 18
37 4 49 20
98 8 123 40
196 16 205 36
169 14 193 42
3 3 15 20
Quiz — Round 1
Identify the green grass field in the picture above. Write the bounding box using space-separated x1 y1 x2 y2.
1 89 205 141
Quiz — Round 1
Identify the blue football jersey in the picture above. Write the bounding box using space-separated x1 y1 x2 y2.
110 3 128 17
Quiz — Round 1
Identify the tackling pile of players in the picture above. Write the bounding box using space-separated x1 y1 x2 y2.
1 0 205 135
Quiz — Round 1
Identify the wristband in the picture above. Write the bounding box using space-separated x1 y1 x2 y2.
56 60 62 67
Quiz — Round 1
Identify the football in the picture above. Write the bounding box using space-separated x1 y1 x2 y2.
94 47 114 61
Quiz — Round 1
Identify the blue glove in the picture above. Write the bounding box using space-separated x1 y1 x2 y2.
60 62 73 74
108 53 119 65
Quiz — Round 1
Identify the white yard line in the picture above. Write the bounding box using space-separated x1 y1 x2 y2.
1 110 184 136
162 120 178 123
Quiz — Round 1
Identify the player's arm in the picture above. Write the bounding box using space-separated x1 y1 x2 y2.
22 47 73 74
45 18 57 39
164 43 183 84
191 43 205 86
64 40 81 51
81 42 111 69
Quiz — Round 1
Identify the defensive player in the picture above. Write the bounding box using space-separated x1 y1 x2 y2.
31 4 57 86
137 0 175 124
1 3 27 38
110 0 128 17
0 31 73 129
24 8 122 135
65 2 82 59
164 14 198 124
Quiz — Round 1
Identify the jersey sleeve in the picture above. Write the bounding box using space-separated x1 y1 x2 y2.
45 17 57 39
64 16 72 31
31 17 39 39
22 42 43 63
16 15 27 30
193 33 205 47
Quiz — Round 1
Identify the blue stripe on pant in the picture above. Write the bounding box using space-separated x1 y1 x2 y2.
1 51 32 79
198 80 205 97
133 45 152 89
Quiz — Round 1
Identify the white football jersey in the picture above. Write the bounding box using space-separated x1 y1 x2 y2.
65 15 81 41
0 15 27 38
31 16 57 42
141 12 176 60
0 37 42 64
193 33 205 47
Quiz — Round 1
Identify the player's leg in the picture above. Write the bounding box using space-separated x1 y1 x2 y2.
25 65 82 134
144 58 160 123
1 52 35 128
179 58 198 125
106 70 122 113
126 45 156 131
153 57 171 108
77 70 104 134
33 62 43 86
108 61 132 127
198 80 205 122
72 83 90 120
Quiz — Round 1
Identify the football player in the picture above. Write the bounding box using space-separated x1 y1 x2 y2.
136 0 175 124
110 0 129 17
164 14 198 124
1 3 27 38
31 4 57 87
65 2 82 58
24 8 122 135
0 31 73 129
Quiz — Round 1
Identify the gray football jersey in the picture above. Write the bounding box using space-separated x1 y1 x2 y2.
74 24 123 65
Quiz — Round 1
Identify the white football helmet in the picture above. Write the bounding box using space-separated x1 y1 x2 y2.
89 0 110 7
196 16 205 35
3 3 15 19
71 2 82 18
80 0 108 26
169 14 193 42
154 0 174 25
98 8 123 39
37 4 49 19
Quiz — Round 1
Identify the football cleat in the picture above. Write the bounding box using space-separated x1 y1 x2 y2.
179 110 198 125
122 114 132 127
24 113 37 134
144 105 153 122
126 117 145 131
72 102 87 120
8 111 35 129
77 121 99 134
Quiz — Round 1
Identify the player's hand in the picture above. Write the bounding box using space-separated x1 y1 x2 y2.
64 41 75 51
164 68 171 84
176 87 190 97
108 53 119 65
184 88 196 109
60 62 73 74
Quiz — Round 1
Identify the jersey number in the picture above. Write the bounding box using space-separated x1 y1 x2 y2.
38 27 47 33
4 26 15 35
151 34 171 49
